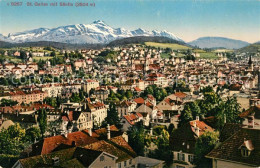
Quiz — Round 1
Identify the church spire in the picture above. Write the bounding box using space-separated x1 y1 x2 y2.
248 55 252 65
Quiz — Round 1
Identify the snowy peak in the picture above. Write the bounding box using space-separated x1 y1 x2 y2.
92 20 107 26
1 21 183 44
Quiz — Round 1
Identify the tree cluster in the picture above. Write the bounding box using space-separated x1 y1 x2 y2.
179 89 242 129
142 85 167 102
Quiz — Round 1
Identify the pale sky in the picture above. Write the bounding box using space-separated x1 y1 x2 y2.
0 0 259 43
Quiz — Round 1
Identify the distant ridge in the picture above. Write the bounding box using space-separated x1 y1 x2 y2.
189 37 250 49
107 36 189 47
0 41 104 49
237 42 260 53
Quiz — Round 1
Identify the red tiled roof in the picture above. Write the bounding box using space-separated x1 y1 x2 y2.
136 112 143 118
123 113 142 125
94 125 119 135
133 97 145 104
38 131 99 155
174 92 187 98
164 98 175 106
149 64 160 70
134 87 142 92
189 120 214 136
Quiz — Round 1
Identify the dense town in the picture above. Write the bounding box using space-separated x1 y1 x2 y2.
0 43 259 168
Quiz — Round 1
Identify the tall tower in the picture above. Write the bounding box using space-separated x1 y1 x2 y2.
248 55 253 71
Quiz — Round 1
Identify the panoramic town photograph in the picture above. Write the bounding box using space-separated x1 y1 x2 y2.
0 0 259 167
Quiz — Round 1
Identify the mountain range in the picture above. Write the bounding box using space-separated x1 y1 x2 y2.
1 21 257 50
0 20 183 44
188 37 250 49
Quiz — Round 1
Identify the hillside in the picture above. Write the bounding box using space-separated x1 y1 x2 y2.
189 37 250 49
144 42 191 50
107 36 188 47
237 43 260 53
0 41 104 49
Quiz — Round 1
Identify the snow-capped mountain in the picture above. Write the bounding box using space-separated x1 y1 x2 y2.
2 20 183 44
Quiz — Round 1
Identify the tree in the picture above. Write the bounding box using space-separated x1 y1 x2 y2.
25 127 41 143
0 99 18 107
199 92 221 116
0 123 26 155
179 102 201 127
127 121 146 156
168 123 175 134
44 97 57 107
0 77 8 86
37 108 47 138
50 51 56 57
70 93 81 103
194 131 219 167
0 124 26 167
149 128 172 163
20 51 27 60
179 104 193 127
125 90 133 99
201 86 214 94
224 97 242 124
101 103 121 128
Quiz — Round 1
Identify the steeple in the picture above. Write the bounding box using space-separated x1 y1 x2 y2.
248 55 252 65
248 55 253 71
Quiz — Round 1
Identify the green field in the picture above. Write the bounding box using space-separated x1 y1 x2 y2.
33 56 54 61
0 55 22 63
193 49 206 53
160 53 171 59
145 42 191 50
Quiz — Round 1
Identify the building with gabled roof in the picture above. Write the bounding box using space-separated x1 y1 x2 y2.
30 130 99 156
170 118 214 168
121 112 143 131
116 100 137 117
13 147 118 168
206 128 260 168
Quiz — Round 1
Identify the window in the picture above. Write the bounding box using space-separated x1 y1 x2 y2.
188 155 194 163
177 153 185 161
124 161 127 166
241 148 250 157
118 163 121 168
129 159 132 165
100 155 104 161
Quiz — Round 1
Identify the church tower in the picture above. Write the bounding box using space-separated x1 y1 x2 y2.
248 55 253 71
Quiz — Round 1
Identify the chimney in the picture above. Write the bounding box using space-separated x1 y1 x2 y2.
195 127 200 137
84 103 87 110
224 114 226 124
88 128 92 136
107 124 111 140
150 127 153 135
196 116 199 121
248 115 254 128
64 130 68 138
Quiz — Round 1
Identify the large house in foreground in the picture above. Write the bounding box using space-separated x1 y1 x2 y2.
206 128 260 168
13 124 165 168
170 118 214 168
